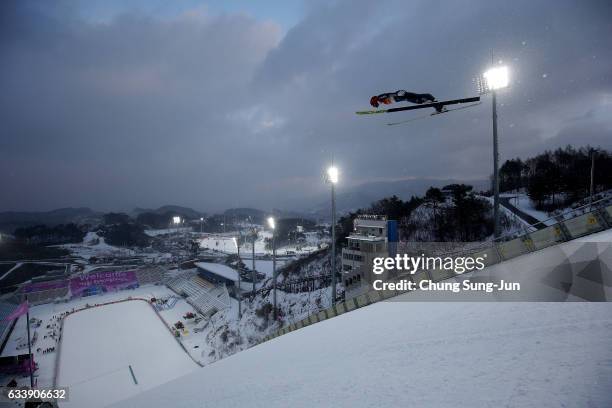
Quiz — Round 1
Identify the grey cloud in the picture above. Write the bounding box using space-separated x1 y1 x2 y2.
0 0 610 212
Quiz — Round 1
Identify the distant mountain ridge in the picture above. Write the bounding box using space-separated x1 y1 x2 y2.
305 177 489 218
0 178 489 232
0 207 101 234
132 205 205 219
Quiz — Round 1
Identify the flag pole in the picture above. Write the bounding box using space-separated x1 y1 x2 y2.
25 296 34 388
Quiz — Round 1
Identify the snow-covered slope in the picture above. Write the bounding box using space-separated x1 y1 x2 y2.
58 300 198 408
112 230 612 408
112 301 612 408
60 231 135 260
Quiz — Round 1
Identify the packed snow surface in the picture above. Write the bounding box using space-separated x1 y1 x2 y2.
113 230 612 408
57 300 198 408
112 301 612 408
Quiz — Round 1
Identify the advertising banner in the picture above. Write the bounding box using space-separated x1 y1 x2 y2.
21 280 68 293
70 271 138 297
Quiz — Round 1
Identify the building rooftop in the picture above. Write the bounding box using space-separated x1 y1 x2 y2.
356 214 387 221
195 262 239 282
347 234 386 242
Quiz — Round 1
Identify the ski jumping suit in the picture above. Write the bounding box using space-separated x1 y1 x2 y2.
370 90 437 108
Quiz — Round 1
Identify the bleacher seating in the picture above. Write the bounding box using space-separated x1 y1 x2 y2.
192 275 215 290
186 286 230 317
17 283 69 305
0 301 19 352
164 272 230 316
180 280 204 298
165 271 197 293
135 266 166 285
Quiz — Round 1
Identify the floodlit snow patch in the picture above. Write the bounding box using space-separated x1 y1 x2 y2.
57 300 198 408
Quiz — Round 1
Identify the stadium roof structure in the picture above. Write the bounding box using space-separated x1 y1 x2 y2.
194 262 239 283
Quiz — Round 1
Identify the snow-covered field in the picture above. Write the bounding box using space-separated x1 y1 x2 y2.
58 232 172 264
0 285 204 400
145 227 192 237
501 193 554 225
198 231 324 257
57 300 198 408
243 259 288 278
59 232 137 260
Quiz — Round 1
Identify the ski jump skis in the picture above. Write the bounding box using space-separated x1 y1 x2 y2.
386 101 481 126
356 95 481 121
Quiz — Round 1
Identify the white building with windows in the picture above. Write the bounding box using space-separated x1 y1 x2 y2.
341 215 390 300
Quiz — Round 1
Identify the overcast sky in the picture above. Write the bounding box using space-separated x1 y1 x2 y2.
1 0 610 213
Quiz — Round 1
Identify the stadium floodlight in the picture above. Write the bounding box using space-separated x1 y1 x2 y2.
327 166 339 184
482 65 509 238
233 236 242 317
268 217 277 319
172 216 181 225
326 166 338 305
483 66 509 91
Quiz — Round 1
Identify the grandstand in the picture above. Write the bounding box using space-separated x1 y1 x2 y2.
187 286 230 317
165 271 198 293
165 272 230 317
134 266 166 285
0 301 19 354
18 283 69 305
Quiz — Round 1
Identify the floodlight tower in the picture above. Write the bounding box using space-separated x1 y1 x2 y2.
327 166 339 305
251 227 257 295
268 216 277 320
233 237 241 318
172 216 181 233
482 65 509 238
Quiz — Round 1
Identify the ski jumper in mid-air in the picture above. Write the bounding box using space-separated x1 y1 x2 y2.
370 90 443 111
357 87 482 124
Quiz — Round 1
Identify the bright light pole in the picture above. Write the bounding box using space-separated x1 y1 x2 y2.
483 65 509 238
327 166 338 305
199 217 204 233
172 216 181 233
268 216 277 320
589 148 596 211
251 227 257 295
233 237 241 318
